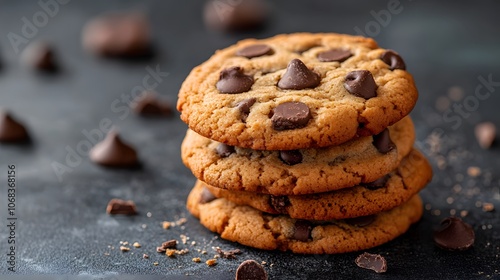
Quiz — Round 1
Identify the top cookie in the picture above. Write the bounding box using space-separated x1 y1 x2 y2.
177 33 418 150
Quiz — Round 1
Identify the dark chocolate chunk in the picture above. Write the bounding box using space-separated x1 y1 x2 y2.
132 91 172 117
89 129 139 167
21 41 57 71
355 252 387 273
199 187 216 204
157 239 177 253
317 49 352 62
236 44 272 58
380 50 406 70
106 198 137 215
216 67 253 94
344 70 377 99
372 129 396 154
271 102 311 131
204 0 267 32
293 220 312 241
216 143 235 157
0 111 29 143
345 215 376 227
363 175 390 190
475 122 496 149
236 98 257 121
433 217 475 251
215 247 242 259
278 59 321 90
236 260 268 280
279 150 303 165
270 196 290 214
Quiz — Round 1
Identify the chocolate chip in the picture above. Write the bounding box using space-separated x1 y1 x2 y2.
132 91 172 117
236 260 268 280
433 217 475 251
344 70 377 99
216 67 253 94
317 49 352 62
199 187 216 204
21 41 57 72
475 122 496 149
363 175 390 190
293 220 312 241
270 196 290 214
380 50 406 70
216 143 235 157
355 252 387 273
278 59 321 90
271 102 311 131
279 150 303 165
106 198 137 215
345 215 376 227
215 247 242 259
89 129 139 167
203 0 267 32
372 129 396 154
236 44 272 58
236 98 257 121
0 111 29 143
157 239 177 253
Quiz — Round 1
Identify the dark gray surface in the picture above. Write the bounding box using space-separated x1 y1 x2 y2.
1 1 499 279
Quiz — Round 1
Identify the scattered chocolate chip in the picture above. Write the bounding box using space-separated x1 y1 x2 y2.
216 143 235 157
363 175 390 190
270 196 290 214
317 49 352 62
21 41 57 71
475 122 496 149
380 50 406 70
216 67 253 94
279 150 303 165
271 102 311 131
89 129 139 167
0 111 29 143
132 91 172 117
215 247 242 259
372 129 396 154
355 252 387 273
344 70 377 99
203 0 267 32
236 98 257 122
293 220 312 241
345 215 376 227
157 239 177 253
278 59 321 90
433 217 475 251
236 260 268 280
82 12 151 57
106 198 137 215
236 44 272 58
199 187 216 204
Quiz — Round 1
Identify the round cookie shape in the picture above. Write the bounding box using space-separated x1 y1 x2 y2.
186 182 423 254
181 117 414 195
200 148 432 220
177 33 418 150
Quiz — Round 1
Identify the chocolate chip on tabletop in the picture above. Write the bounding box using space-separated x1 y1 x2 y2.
203 0 268 32
20 41 58 72
89 129 139 167
106 198 137 215
236 260 268 280
355 252 387 273
433 217 475 251
0 110 29 143
131 91 173 117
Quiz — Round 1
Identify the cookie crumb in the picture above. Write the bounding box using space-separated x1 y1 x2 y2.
483 203 495 212
475 122 496 149
147 212 152 218
133 242 141 248
206 259 217 267
153 262 159 266
166 249 176 258
119 246 130 252
201 250 207 254
162 221 171 229
460 210 469 217
355 252 387 273
467 167 481 177
180 234 188 244
143 254 149 259
192 257 201 263
215 247 242 259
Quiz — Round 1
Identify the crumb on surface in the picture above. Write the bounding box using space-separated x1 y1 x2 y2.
206 259 217 266
133 242 141 248
192 257 201 263
119 246 130 252
483 203 495 212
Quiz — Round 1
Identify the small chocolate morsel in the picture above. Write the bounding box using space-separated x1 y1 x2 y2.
345 215 376 227
279 150 303 165
0 111 29 143
216 67 253 94
380 50 406 70
89 129 138 167
20 41 57 71
106 198 137 215
434 217 475 251
236 260 268 280
344 70 377 99
317 49 352 62
363 175 390 190
215 247 242 259
475 122 496 149
293 220 312 241
204 0 268 32
270 196 289 214
355 252 387 273
199 187 216 204
157 239 177 253
372 129 396 154
236 44 272 58
132 91 172 117
278 59 320 90
271 102 311 131
236 98 257 121
216 143 235 157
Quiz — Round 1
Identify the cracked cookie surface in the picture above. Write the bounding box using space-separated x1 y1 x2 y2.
177 33 418 150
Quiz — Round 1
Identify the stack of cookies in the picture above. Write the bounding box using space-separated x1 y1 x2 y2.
177 33 432 254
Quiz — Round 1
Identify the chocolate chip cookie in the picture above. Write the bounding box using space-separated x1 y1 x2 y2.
177 33 418 150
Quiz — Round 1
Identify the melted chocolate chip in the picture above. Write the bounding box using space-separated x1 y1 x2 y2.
89 129 139 167
345 215 376 227
236 98 257 121
106 198 137 215
199 187 216 204
0 111 29 143
216 67 254 94
433 217 475 251
293 220 312 241
236 260 268 280
363 175 390 190
355 252 387 273
317 49 352 62
236 44 272 58
216 143 235 157
372 129 396 154
270 196 290 214
344 70 377 99
278 59 320 90
279 150 303 165
380 50 406 70
271 102 311 131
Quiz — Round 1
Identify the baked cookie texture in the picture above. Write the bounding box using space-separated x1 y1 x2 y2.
177 33 418 150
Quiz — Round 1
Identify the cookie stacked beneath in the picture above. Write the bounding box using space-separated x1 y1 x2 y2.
177 33 432 254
